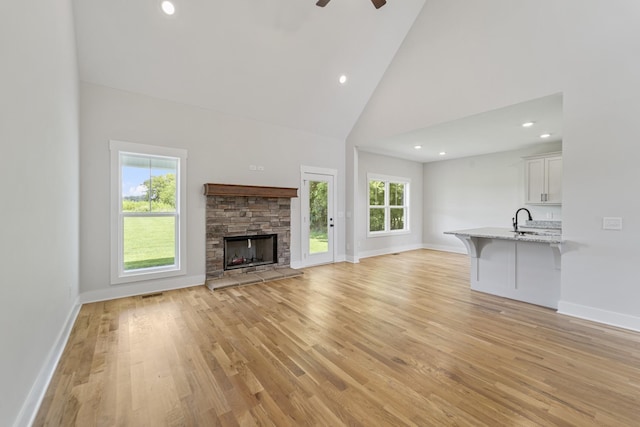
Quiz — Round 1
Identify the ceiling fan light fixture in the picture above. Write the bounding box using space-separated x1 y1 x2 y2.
316 0 386 8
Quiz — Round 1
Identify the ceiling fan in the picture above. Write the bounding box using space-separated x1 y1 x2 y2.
316 0 387 9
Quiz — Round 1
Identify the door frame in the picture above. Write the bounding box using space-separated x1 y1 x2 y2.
300 165 338 267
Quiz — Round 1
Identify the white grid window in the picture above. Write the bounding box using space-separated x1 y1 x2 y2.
110 141 187 284
367 174 410 236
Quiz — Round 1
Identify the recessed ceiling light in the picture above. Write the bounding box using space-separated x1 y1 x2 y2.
522 121 535 128
414 145 422 150
338 74 347 85
439 152 446 156
540 133 551 139
161 1 175 15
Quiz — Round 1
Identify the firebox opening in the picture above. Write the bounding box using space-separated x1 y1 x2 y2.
224 234 277 271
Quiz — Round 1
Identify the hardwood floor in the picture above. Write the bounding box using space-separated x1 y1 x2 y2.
35 250 640 426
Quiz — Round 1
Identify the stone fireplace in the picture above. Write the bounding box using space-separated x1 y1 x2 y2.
204 183 302 289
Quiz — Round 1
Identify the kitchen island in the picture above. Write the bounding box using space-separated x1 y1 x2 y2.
444 227 563 309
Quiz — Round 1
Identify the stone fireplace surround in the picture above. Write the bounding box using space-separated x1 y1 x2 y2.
204 183 302 290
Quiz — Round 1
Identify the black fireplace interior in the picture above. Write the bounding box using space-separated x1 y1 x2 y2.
224 234 277 270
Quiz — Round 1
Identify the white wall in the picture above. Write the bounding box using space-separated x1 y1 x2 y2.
0 1 80 426
348 0 640 331
79 83 346 301
356 150 423 258
423 142 562 252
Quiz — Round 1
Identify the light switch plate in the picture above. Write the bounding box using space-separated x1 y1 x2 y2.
603 217 623 230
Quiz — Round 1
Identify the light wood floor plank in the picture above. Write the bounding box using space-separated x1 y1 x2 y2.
35 250 640 426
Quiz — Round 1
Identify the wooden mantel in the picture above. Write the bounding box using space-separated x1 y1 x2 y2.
203 183 298 198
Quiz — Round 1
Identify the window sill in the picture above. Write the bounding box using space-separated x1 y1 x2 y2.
367 230 411 238
111 266 185 285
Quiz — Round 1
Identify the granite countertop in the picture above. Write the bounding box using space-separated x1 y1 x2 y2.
444 227 563 244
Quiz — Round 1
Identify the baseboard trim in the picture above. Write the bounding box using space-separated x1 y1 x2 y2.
292 254 347 269
80 274 206 304
15 298 81 427
557 301 640 333
421 243 467 255
345 255 360 264
358 244 424 260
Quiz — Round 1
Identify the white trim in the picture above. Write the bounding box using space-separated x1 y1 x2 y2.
367 173 411 183
290 260 304 269
15 299 81 427
352 147 359 261
358 243 424 260
557 301 640 333
80 274 206 304
422 243 468 255
301 165 338 176
345 255 360 264
109 140 188 285
368 229 412 238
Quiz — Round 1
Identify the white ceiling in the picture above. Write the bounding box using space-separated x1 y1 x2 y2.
72 1 563 162
358 93 563 163
72 0 426 139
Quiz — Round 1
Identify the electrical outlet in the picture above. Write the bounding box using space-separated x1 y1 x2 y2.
603 217 622 230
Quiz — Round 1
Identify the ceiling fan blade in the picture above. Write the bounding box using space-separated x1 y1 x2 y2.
316 0 331 7
371 0 387 8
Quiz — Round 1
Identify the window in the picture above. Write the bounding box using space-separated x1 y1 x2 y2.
110 141 187 284
368 174 409 236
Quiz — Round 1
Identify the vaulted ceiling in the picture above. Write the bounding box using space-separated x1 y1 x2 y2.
73 0 426 140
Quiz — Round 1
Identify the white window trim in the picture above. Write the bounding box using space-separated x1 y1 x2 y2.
109 140 188 285
366 173 410 238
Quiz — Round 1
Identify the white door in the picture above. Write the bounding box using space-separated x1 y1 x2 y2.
301 170 336 266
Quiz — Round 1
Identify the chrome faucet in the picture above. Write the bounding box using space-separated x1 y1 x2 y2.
512 208 532 232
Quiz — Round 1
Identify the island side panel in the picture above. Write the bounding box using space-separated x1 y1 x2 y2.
514 242 561 309
471 238 516 297
470 238 560 309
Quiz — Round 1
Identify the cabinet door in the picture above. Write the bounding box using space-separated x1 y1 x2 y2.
545 156 562 204
525 158 545 204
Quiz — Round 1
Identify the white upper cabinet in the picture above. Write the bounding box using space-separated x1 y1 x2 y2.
524 152 562 205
